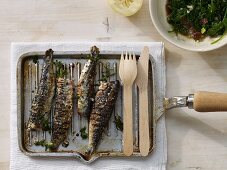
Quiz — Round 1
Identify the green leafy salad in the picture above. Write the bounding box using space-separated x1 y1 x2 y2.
166 0 227 42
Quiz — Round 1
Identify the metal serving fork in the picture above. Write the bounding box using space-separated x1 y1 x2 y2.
119 51 137 156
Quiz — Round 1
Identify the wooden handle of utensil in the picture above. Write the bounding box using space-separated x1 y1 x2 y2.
123 86 133 156
194 91 227 112
139 89 150 156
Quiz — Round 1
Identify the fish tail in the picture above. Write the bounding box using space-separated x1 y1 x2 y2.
79 145 95 156
86 145 94 155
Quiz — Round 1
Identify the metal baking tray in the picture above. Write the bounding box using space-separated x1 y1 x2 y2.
17 50 155 163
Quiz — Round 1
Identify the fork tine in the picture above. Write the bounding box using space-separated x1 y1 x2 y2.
133 52 136 60
121 52 124 61
125 52 127 60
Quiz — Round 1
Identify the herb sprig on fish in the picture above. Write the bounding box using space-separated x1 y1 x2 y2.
166 0 227 42
54 60 67 78
114 114 123 131
99 65 116 82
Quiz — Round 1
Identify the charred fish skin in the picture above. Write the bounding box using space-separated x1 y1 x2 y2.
77 46 100 116
51 78 74 150
27 49 55 132
88 80 120 154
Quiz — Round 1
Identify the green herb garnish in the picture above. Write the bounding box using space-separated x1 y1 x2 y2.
34 139 54 151
42 118 51 131
34 139 46 146
114 114 123 131
166 0 227 42
201 27 206 34
54 60 67 78
80 127 88 140
36 113 50 132
99 64 116 82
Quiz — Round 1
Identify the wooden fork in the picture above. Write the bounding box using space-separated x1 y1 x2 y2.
119 52 137 156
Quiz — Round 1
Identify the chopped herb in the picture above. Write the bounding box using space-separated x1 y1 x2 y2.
114 114 123 131
166 0 227 42
34 139 54 151
201 27 206 34
33 55 39 64
54 60 67 78
34 139 46 146
44 142 54 151
36 113 50 131
99 64 116 82
80 127 88 140
42 118 51 131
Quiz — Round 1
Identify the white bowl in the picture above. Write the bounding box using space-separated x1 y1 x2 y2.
149 0 227 51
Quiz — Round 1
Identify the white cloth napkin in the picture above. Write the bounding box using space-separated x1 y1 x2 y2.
10 42 166 170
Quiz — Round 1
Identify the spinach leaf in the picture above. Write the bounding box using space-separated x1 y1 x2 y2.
166 0 227 42
207 21 224 36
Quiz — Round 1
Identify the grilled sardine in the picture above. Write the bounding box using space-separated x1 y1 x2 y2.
27 49 55 133
87 80 120 154
51 77 74 150
77 46 100 116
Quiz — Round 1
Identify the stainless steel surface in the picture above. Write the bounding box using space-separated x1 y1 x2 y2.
187 94 194 109
165 94 195 110
165 96 188 109
17 51 155 163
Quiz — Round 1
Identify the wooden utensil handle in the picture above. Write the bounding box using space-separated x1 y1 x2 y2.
139 89 150 156
123 86 133 156
194 91 227 112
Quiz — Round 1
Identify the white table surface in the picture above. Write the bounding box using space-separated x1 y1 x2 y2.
1 0 227 169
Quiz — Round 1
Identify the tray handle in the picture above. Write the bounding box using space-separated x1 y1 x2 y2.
193 91 227 112
165 91 227 112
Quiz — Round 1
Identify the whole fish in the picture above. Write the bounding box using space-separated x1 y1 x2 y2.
51 76 74 150
27 49 55 134
77 46 100 116
87 80 120 154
